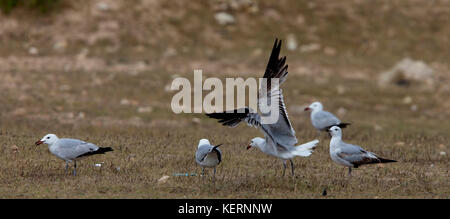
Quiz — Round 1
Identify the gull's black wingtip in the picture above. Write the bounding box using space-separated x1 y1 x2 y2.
325 123 351 131
379 157 397 163
338 123 351 129
76 147 113 158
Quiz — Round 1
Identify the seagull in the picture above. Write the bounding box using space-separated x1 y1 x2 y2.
206 39 319 177
35 134 113 176
195 139 222 182
304 101 350 136
328 126 397 177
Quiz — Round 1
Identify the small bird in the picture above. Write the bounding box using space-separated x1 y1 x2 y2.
304 101 350 136
35 134 113 176
195 139 222 182
328 126 397 177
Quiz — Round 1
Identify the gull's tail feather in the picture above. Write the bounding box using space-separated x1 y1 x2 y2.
292 139 319 157
212 144 222 150
326 123 351 131
378 157 397 163
338 123 351 129
76 147 113 158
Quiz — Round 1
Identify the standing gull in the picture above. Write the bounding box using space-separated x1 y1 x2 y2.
195 139 222 182
304 101 350 136
328 126 396 176
206 39 319 177
35 134 113 176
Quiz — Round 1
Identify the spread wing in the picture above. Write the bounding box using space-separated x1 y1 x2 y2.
259 89 297 150
258 38 297 150
261 38 289 91
205 107 280 151
205 107 261 128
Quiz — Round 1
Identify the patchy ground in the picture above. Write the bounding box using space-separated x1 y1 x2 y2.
0 0 448 198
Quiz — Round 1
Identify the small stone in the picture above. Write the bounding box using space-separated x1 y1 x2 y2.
192 117 201 124
251 48 262 57
137 106 153 113
96 2 110 11
296 15 305 26
336 85 346 95
300 43 321 53
395 141 405 146
28 47 39 55
158 175 170 184
402 96 412 104
440 151 446 156
324 47 336 56
214 12 235 25
53 40 67 51
120 99 130 105
12 108 27 116
336 107 347 117
410 104 418 111
163 48 177 58
286 34 298 51
164 84 172 92
59 85 71 91
425 172 434 177
374 124 383 131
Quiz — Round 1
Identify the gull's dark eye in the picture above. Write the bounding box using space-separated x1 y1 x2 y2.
47 137 50 139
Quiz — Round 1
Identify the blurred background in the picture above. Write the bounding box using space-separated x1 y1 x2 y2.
0 0 449 126
0 0 448 198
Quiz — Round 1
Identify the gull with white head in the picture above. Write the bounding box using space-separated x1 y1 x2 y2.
206 39 319 177
304 101 350 136
195 139 222 182
328 126 397 177
35 134 113 176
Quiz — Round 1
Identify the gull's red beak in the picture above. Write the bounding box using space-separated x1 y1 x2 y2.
247 145 252 150
304 107 310 111
35 140 43 146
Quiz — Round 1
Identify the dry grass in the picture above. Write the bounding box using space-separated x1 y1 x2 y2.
0 0 448 198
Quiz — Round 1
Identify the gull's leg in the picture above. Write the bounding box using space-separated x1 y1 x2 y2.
73 161 77 176
65 161 69 174
213 167 216 183
348 167 352 177
201 167 205 177
289 159 295 178
282 160 287 177
317 130 321 138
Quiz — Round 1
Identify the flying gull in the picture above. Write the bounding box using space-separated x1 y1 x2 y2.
206 39 319 177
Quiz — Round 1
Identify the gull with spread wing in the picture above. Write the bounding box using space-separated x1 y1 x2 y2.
206 39 319 177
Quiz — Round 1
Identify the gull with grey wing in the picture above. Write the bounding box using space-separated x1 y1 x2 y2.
35 134 113 176
206 39 319 177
